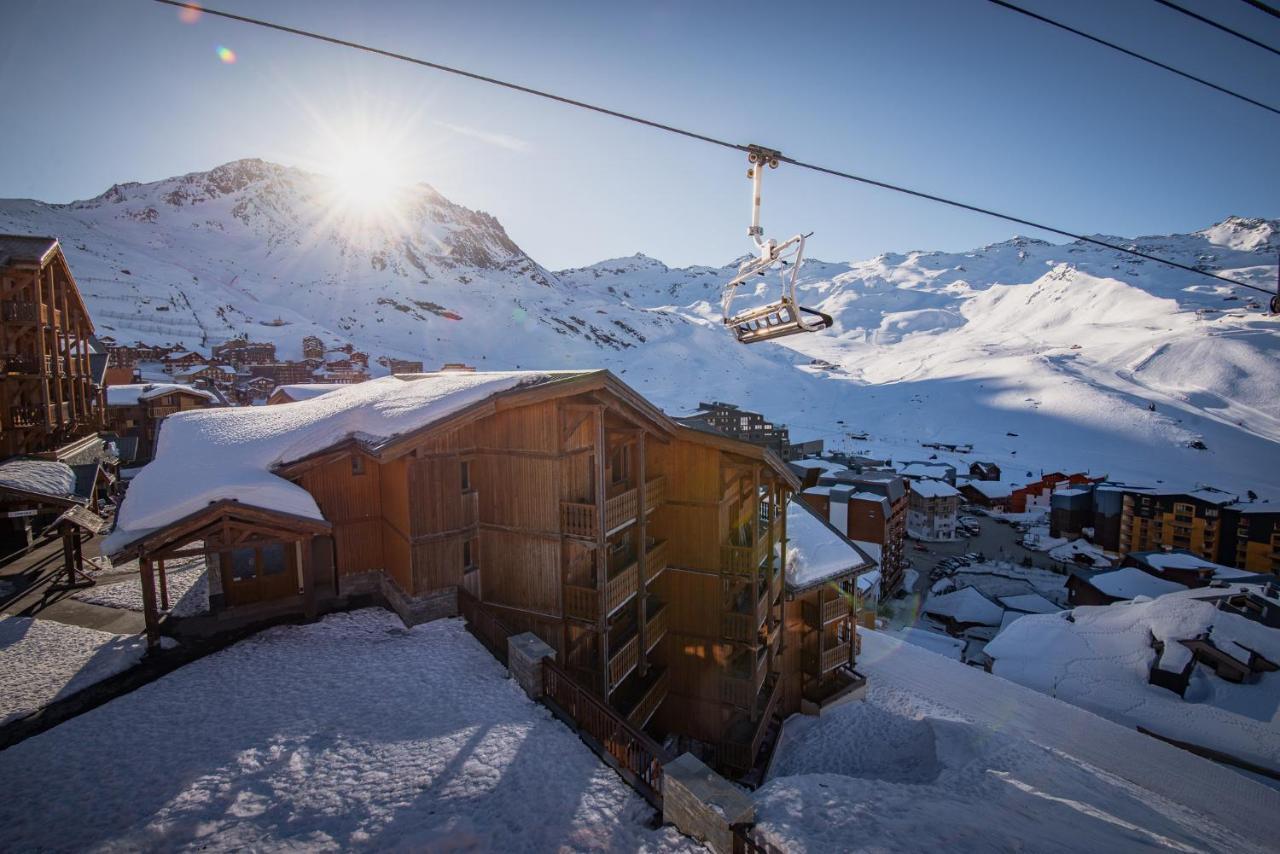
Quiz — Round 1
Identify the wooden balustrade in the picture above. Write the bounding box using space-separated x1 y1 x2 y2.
818 641 851 674
0 352 42 374
720 672 756 709
821 595 849 625
605 561 638 616
755 585 769 629
608 633 640 691
721 610 755 643
10 407 43 428
604 487 638 534
561 502 595 538
542 658 671 808
1 301 41 323
626 667 669 729
721 544 759 577
644 538 667 584
644 476 665 515
644 602 668 651
457 588 514 666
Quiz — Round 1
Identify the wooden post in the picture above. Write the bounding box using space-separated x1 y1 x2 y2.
636 431 648 676
301 540 317 619
139 556 161 650
59 524 75 586
595 407 610 694
33 269 50 432
158 559 169 611
57 270 73 427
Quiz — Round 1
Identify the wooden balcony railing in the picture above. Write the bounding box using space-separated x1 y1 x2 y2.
626 666 669 729
542 659 671 808
461 490 479 529
644 476 665 515
1 301 42 323
821 595 850 625
807 641 851 676
0 352 40 374
644 538 667 584
722 609 755 644
608 633 640 691
457 588 514 666
720 673 781 772
721 528 772 577
645 601 668 652
564 559 639 622
721 650 768 709
561 486 639 539
9 406 43 428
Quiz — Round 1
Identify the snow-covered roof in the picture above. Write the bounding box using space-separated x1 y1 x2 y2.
893 627 965 660
923 586 1004 626
271 383 351 402
165 351 203 360
801 485 831 497
105 372 586 554
900 462 952 479
792 458 847 475
781 500 875 591
0 459 77 500
998 592 1060 614
1088 567 1186 600
1133 551 1250 580
856 569 881 595
106 383 215 407
965 480 1020 499
909 479 960 498
851 540 882 566
996 609 1028 636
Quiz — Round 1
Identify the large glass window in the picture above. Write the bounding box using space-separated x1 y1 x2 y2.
261 543 287 576
231 547 256 581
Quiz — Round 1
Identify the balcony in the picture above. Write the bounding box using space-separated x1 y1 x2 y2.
644 476 665 515
606 594 665 691
563 555 639 622
1 300 43 323
722 578 769 643
802 667 867 709
644 595 667 652
644 538 667 584
720 672 782 773
721 527 771 577
607 633 639 692
721 645 769 709
805 640 852 676
9 406 43 428
820 595 850 626
619 665 669 729
561 485 639 539
0 352 43 375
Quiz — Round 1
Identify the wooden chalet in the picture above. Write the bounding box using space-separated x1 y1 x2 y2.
105 369 812 779
0 236 100 457
104 383 218 463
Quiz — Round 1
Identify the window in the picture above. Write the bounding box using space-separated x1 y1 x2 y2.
231 547 256 581
462 537 479 573
460 459 471 492
261 543 287 576
351 455 365 476
610 445 631 485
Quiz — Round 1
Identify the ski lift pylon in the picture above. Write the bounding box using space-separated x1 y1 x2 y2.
721 144 833 344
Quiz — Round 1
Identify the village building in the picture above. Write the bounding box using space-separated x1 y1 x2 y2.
958 479 1018 511
301 335 325 361
782 429 824 462
104 383 219 463
1050 486 1095 539
1 236 102 458
175 363 238 388
1118 487 1237 565
1120 549 1254 589
906 478 962 541
921 586 1004 636
248 362 315 385
0 456 110 578
385 357 426 374
678 401 789 456
1219 503 1280 575
779 500 874 717
161 350 207 373
212 338 277 367
825 472 909 594
1066 567 1187 606
102 369 859 781
266 383 352 405
234 376 276 404
969 460 1001 481
898 461 956 484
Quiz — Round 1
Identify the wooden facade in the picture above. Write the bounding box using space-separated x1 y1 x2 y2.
0 236 99 457
111 370 807 780
105 387 218 463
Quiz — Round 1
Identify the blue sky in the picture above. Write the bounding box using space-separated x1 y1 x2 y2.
1 0 1276 268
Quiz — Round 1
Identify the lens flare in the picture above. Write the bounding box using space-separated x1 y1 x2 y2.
216 45 236 64
178 2 202 23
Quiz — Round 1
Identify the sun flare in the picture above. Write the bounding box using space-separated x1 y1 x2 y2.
327 142 405 215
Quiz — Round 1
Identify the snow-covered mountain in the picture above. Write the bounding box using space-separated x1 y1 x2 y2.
2 160 1277 495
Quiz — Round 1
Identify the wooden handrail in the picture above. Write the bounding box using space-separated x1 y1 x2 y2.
542 657 671 808
608 633 640 690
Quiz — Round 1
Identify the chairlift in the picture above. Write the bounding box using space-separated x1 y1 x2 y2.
721 145 833 344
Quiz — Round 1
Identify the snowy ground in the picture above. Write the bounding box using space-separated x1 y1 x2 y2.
0 610 693 852
72 554 210 618
0 616 149 726
757 629 1280 852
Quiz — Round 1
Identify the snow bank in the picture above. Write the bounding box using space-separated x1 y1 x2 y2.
782 500 873 590
0 617 148 725
105 372 572 553
893 627 964 660
0 610 692 851
0 459 76 499
757 628 1280 853
73 553 209 618
986 597 1280 771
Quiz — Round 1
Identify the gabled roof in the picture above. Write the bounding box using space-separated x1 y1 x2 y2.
105 369 798 556
782 499 876 592
0 234 59 267
106 383 216 406
0 458 83 506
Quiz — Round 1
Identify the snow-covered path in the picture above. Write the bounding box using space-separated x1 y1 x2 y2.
0 610 693 852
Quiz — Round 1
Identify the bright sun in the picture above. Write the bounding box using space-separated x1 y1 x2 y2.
328 142 404 214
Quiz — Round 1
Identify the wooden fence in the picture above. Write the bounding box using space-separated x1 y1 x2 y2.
457 588 513 665
542 657 672 808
